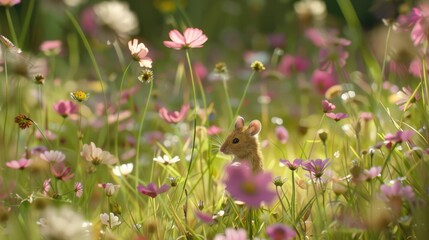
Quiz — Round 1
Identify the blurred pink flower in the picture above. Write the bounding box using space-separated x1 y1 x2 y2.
326 112 348 122
266 223 296 240
128 39 152 68
40 40 62 55
385 130 414 146
193 62 208 80
137 183 170 198
214 228 247 240
74 182 83 198
50 162 74 181
277 54 310 77
81 142 118 165
380 181 415 201
267 33 285 48
408 59 424 78
359 112 373 121
319 46 349 73
311 69 338 95
322 99 335 113
363 166 381 181
280 159 302 171
395 86 421 111
159 105 189 124
35 130 57 141
195 211 214 225
305 28 351 48
6 158 31 170
302 158 331 179
42 179 51 196
53 100 78 118
0 0 20 6
40 150 66 163
207 125 222 135
408 4 429 45
98 183 120 196
224 162 276 208
163 28 208 50
275 126 289 144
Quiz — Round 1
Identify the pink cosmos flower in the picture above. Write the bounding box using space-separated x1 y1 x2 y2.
80 142 118 165
128 39 152 68
395 86 421 111
39 40 62 55
74 182 83 198
277 54 310 77
363 166 381 181
302 158 331 179
408 4 429 45
322 99 336 113
207 125 222 135
50 162 74 181
311 69 338 95
193 62 208 80
280 159 302 171
163 28 208 50
384 130 414 148
195 211 214 225
266 223 297 240
137 183 170 198
359 112 373 121
408 58 424 78
6 158 31 170
214 228 247 240
0 0 20 6
275 126 289 144
158 105 189 124
42 179 51 196
53 100 78 118
380 181 415 201
224 162 276 208
326 112 349 122
40 150 66 163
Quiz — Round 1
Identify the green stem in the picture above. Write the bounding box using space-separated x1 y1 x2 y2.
291 170 296 221
380 25 392 95
115 62 132 157
248 208 254 239
222 75 234 122
32 121 52 148
66 10 110 146
19 0 35 47
234 71 255 118
2 49 9 153
5 7 18 45
178 50 198 203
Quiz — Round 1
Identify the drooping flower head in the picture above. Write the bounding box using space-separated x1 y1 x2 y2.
158 105 189 124
224 162 276 208
137 183 170 198
15 114 33 129
163 28 208 50
322 99 336 113
266 223 297 240
302 158 331 179
128 39 152 68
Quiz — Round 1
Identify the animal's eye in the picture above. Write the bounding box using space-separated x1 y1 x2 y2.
232 138 239 144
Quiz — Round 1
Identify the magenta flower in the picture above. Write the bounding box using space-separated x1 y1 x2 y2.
128 39 152 68
6 158 31 170
408 4 429 45
380 181 415 201
275 126 289 144
224 162 276 208
311 69 338 95
42 179 51 196
319 46 349 73
280 159 302 171
214 228 247 240
195 211 214 225
385 130 414 146
277 54 310 77
266 223 297 240
326 112 348 122
39 40 62 55
158 104 189 124
50 162 74 181
194 62 208 80
163 28 208 50
363 166 381 181
74 182 83 198
137 183 170 198
322 99 336 113
53 100 78 118
302 158 331 179
0 0 20 6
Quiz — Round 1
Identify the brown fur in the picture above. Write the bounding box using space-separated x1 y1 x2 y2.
220 116 263 173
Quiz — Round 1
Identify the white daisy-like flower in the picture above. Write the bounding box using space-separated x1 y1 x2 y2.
153 155 180 165
112 163 133 176
40 150 66 163
100 212 121 229
80 142 118 165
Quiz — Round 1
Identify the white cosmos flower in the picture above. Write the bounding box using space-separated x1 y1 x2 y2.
100 212 121 229
112 163 133 176
80 142 118 165
40 150 66 163
153 155 180 165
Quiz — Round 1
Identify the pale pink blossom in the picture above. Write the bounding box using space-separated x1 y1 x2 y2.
40 40 62 55
74 182 83 198
275 126 289 144
408 4 429 45
214 228 247 240
41 150 66 163
80 142 118 165
159 105 189 124
6 158 31 169
311 69 338 95
53 100 78 118
0 0 20 6
128 39 152 68
277 54 310 77
322 99 336 113
163 28 208 50
42 179 51 196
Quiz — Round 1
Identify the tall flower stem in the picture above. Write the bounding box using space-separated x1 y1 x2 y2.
19 0 35 47
234 71 255 119
2 50 9 153
179 50 198 202
32 121 52 148
115 62 132 157
291 170 296 221
135 80 154 187
5 7 18 45
221 75 234 122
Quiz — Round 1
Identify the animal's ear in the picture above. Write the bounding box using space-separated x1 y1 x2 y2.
247 120 261 136
235 116 245 129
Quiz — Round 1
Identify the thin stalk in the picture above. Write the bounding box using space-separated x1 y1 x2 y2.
115 62 132 157
32 121 52 148
379 25 392 95
5 7 18 45
2 50 9 152
291 170 296 221
234 71 255 118
178 50 198 202
421 44 429 105
248 208 254 240
221 75 234 122
19 0 35 47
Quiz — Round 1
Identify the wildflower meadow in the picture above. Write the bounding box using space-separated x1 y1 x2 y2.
1 0 429 239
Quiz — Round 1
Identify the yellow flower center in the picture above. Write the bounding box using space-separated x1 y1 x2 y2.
71 90 88 102
241 181 257 195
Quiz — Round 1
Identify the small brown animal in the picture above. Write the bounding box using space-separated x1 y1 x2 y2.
220 116 263 173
